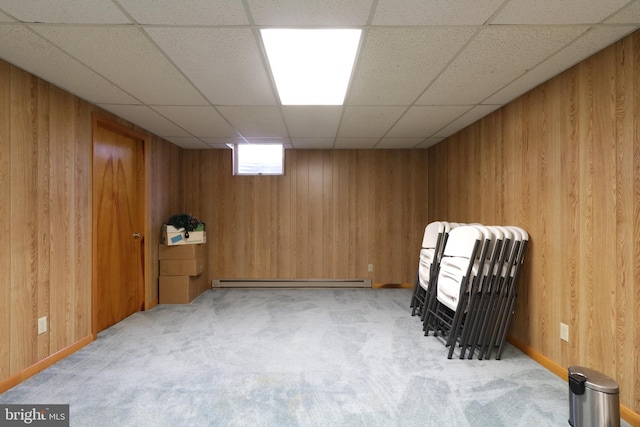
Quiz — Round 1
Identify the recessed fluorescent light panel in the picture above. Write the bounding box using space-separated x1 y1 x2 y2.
261 29 361 105
232 144 284 176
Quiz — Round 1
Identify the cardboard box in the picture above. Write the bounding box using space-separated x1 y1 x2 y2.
162 224 206 246
159 275 207 304
159 257 205 276
158 243 206 260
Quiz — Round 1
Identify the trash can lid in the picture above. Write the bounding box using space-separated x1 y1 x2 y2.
568 366 619 394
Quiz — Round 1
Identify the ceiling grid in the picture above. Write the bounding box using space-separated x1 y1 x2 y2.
0 0 637 149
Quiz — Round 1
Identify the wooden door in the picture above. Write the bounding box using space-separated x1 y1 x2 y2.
92 117 145 334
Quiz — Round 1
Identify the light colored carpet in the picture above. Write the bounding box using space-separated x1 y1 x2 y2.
0 288 623 426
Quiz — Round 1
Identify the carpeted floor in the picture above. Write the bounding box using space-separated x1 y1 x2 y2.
0 288 625 426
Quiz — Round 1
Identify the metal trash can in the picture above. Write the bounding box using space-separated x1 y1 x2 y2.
568 366 620 427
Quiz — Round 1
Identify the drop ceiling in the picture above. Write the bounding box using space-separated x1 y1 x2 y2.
0 0 638 149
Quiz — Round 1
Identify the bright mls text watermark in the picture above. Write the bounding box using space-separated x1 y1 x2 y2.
0 405 69 427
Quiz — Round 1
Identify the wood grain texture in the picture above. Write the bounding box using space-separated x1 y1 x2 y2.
93 122 144 333
0 60 11 380
146 135 183 307
427 30 640 417
0 58 180 388
182 149 430 286
10 69 38 374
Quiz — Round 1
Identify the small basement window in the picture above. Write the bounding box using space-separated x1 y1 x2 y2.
232 143 284 176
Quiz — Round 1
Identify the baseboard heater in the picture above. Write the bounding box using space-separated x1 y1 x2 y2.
212 278 371 288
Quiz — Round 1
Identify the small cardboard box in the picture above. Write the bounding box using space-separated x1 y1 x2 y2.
162 224 206 246
158 243 206 260
159 275 207 304
159 257 205 276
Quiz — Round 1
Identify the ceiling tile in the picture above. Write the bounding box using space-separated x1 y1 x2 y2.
145 27 276 106
347 28 476 105
417 137 446 149
291 138 335 150
0 25 137 104
0 10 14 21
372 0 504 25
118 0 249 25
217 107 288 138
605 1 640 23
485 25 639 104
386 106 472 138
376 137 424 149
291 137 336 149
97 105 190 138
417 26 588 105
247 0 373 25
435 105 502 137
163 137 210 149
491 0 631 24
201 137 246 148
337 106 407 137
282 106 343 138
152 106 238 138
334 137 380 149
31 25 207 105
0 0 130 24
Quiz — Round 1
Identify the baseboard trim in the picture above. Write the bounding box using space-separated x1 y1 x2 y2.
0 334 94 394
507 335 640 426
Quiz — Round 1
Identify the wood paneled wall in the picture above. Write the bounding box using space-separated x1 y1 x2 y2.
0 60 93 382
427 30 640 417
0 58 182 390
182 149 429 285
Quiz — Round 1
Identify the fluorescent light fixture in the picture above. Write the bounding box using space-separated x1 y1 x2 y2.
261 29 361 105
233 144 284 176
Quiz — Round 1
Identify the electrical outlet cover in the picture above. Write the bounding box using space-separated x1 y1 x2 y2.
38 317 47 334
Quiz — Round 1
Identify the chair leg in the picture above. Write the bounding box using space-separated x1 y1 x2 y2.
495 293 517 359
409 272 420 311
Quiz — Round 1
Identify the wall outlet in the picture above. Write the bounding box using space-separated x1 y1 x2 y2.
38 316 47 335
368 264 374 272
560 322 569 342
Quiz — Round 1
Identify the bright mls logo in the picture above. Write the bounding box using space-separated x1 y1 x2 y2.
0 405 69 426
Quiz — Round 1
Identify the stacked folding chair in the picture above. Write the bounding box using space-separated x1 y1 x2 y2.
410 221 449 319
412 222 529 361
485 227 529 360
422 225 483 357
458 225 503 359
462 225 510 359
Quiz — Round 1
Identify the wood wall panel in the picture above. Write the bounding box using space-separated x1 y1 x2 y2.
0 60 11 381
147 135 183 306
614 35 635 405
35 80 50 363
632 31 640 415
182 149 430 285
9 67 37 374
427 30 640 417
0 58 182 390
